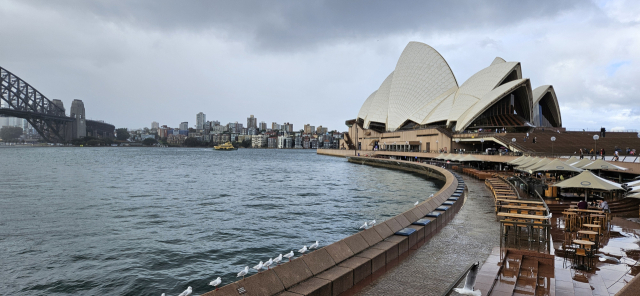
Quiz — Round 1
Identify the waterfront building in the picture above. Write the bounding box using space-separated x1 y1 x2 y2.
151 121 159 130
294 136 303 149
259 121 267 131
316 126 327 135
304 124 316 134
267 136 277 148
251 134 267 148
211 125 228 134
283 122 294 133
345 41 563 153
196 112 206 130
247 115 257 129
179 122 188 131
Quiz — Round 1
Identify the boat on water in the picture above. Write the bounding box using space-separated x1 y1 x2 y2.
214 142 237 151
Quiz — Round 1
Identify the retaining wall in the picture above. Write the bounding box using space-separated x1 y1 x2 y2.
203 157 464 296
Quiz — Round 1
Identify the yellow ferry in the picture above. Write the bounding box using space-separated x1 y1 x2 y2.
214 142 237 151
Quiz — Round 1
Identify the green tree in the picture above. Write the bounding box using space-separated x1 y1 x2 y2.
0 126 23 142
116 128 130 141
142 138 158 146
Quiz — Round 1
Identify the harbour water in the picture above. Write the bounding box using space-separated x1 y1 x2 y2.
0 148 443 296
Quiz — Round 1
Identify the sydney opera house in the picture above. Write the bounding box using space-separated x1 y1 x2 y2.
344 41 563 153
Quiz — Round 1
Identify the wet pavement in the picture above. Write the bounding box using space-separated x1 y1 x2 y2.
352 174 501 296
552 216 640 295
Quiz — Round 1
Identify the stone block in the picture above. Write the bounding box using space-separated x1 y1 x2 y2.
276 292 303 296
372 223 394 239
417 204 431 215
384 218 403 233
233 269 285 296
316 266 354 296
394 215 411 228
323 240 353 264
355 247 386 272
371 241 398 263
385 235 408 255
287 277 332 296
200 282 238 296
411 207 426 219
403 211 418 224
301 249 336 275
272 257 314 289
338 256 371 285
360 227 383 246
408 225 425 242
343 233 369 254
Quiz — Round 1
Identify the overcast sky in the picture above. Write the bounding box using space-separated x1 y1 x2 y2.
1 0 639 132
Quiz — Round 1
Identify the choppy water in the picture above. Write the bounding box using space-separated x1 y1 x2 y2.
0 147 442 296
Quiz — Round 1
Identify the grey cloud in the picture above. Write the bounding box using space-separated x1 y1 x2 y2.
27 0 587 51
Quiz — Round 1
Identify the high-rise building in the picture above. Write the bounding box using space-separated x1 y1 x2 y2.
304 124 311 134
316 126 328 135
272 122 280 130
283 122 293 133
179 122 188 131
259 121 267 131
151 121 159 130
247 115 257 129
196 112 206 130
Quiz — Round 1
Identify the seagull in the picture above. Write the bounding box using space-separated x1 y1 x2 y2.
252 261 264 272
237 266 249 279
310 241 319 249
544 213 553 219
210 277 222 290
369 219 376 226
273 254 283 265
453 263 481 296
162 294 165 296
263 258 273 270
429 194 434 198
178 286 192 296
298 245 308 255
359 221 368 229
414 201 419 206
283 250 295 261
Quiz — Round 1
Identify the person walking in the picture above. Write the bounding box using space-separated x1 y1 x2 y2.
600 148 605 160
579 148 584 159
614 150 620 161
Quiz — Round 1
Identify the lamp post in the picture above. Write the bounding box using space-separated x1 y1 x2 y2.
480 138 485 154
436 140 439 153
454 138 460 153
511 138 516 155
551 136 556 157
593 135 599 159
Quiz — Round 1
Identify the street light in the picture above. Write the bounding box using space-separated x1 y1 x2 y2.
593 135 599 158
481 138 485 154
551 136 556 157
436 140 439 153
454 138 460 153
511 138 516 154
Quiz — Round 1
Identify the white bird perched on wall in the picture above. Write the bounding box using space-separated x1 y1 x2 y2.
359 221 368 229
283 250 295 261
178 286 192 296
429 194 434 198
369 219 376 226
252 261 264 272
210 277 222 290
273 254 283 265
414 201 419 206
237 266 249 279
298 245 308 255
263 258 273 270
309 241 319 249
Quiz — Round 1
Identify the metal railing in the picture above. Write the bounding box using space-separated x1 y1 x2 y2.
441 262 480 296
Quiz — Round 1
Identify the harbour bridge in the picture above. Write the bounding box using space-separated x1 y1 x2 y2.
0 66 114 142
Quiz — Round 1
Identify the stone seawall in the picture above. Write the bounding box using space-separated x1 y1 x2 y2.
203 157 463 296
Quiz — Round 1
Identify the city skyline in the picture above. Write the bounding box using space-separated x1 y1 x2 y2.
1 1 639 132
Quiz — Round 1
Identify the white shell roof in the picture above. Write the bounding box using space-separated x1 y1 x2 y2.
532 85 562 127
386 42 458 130
357 90 377 121
364 71 394 128
455 79 532 131
355 42 555 132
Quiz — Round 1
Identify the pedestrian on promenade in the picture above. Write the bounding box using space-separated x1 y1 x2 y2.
579 148 584 159
614 150 619 161
600 148 605 160
533 137 537 143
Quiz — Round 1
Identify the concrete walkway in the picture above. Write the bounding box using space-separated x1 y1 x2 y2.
353 174 501 296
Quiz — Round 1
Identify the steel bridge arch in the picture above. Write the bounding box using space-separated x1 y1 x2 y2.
0 66 73 142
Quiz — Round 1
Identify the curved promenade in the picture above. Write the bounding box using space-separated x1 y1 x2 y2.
203 157 462 296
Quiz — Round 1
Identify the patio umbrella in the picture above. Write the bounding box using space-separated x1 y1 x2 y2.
441 154 454 160
569 158 594 168
434 153 446 160
626 192 640 199
450 154 464 161
459 154 483 162
531 159 583 173
508 156 527 164
515 157 543 171
525 158 552 172
554 170 623 201
580 159 628 171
